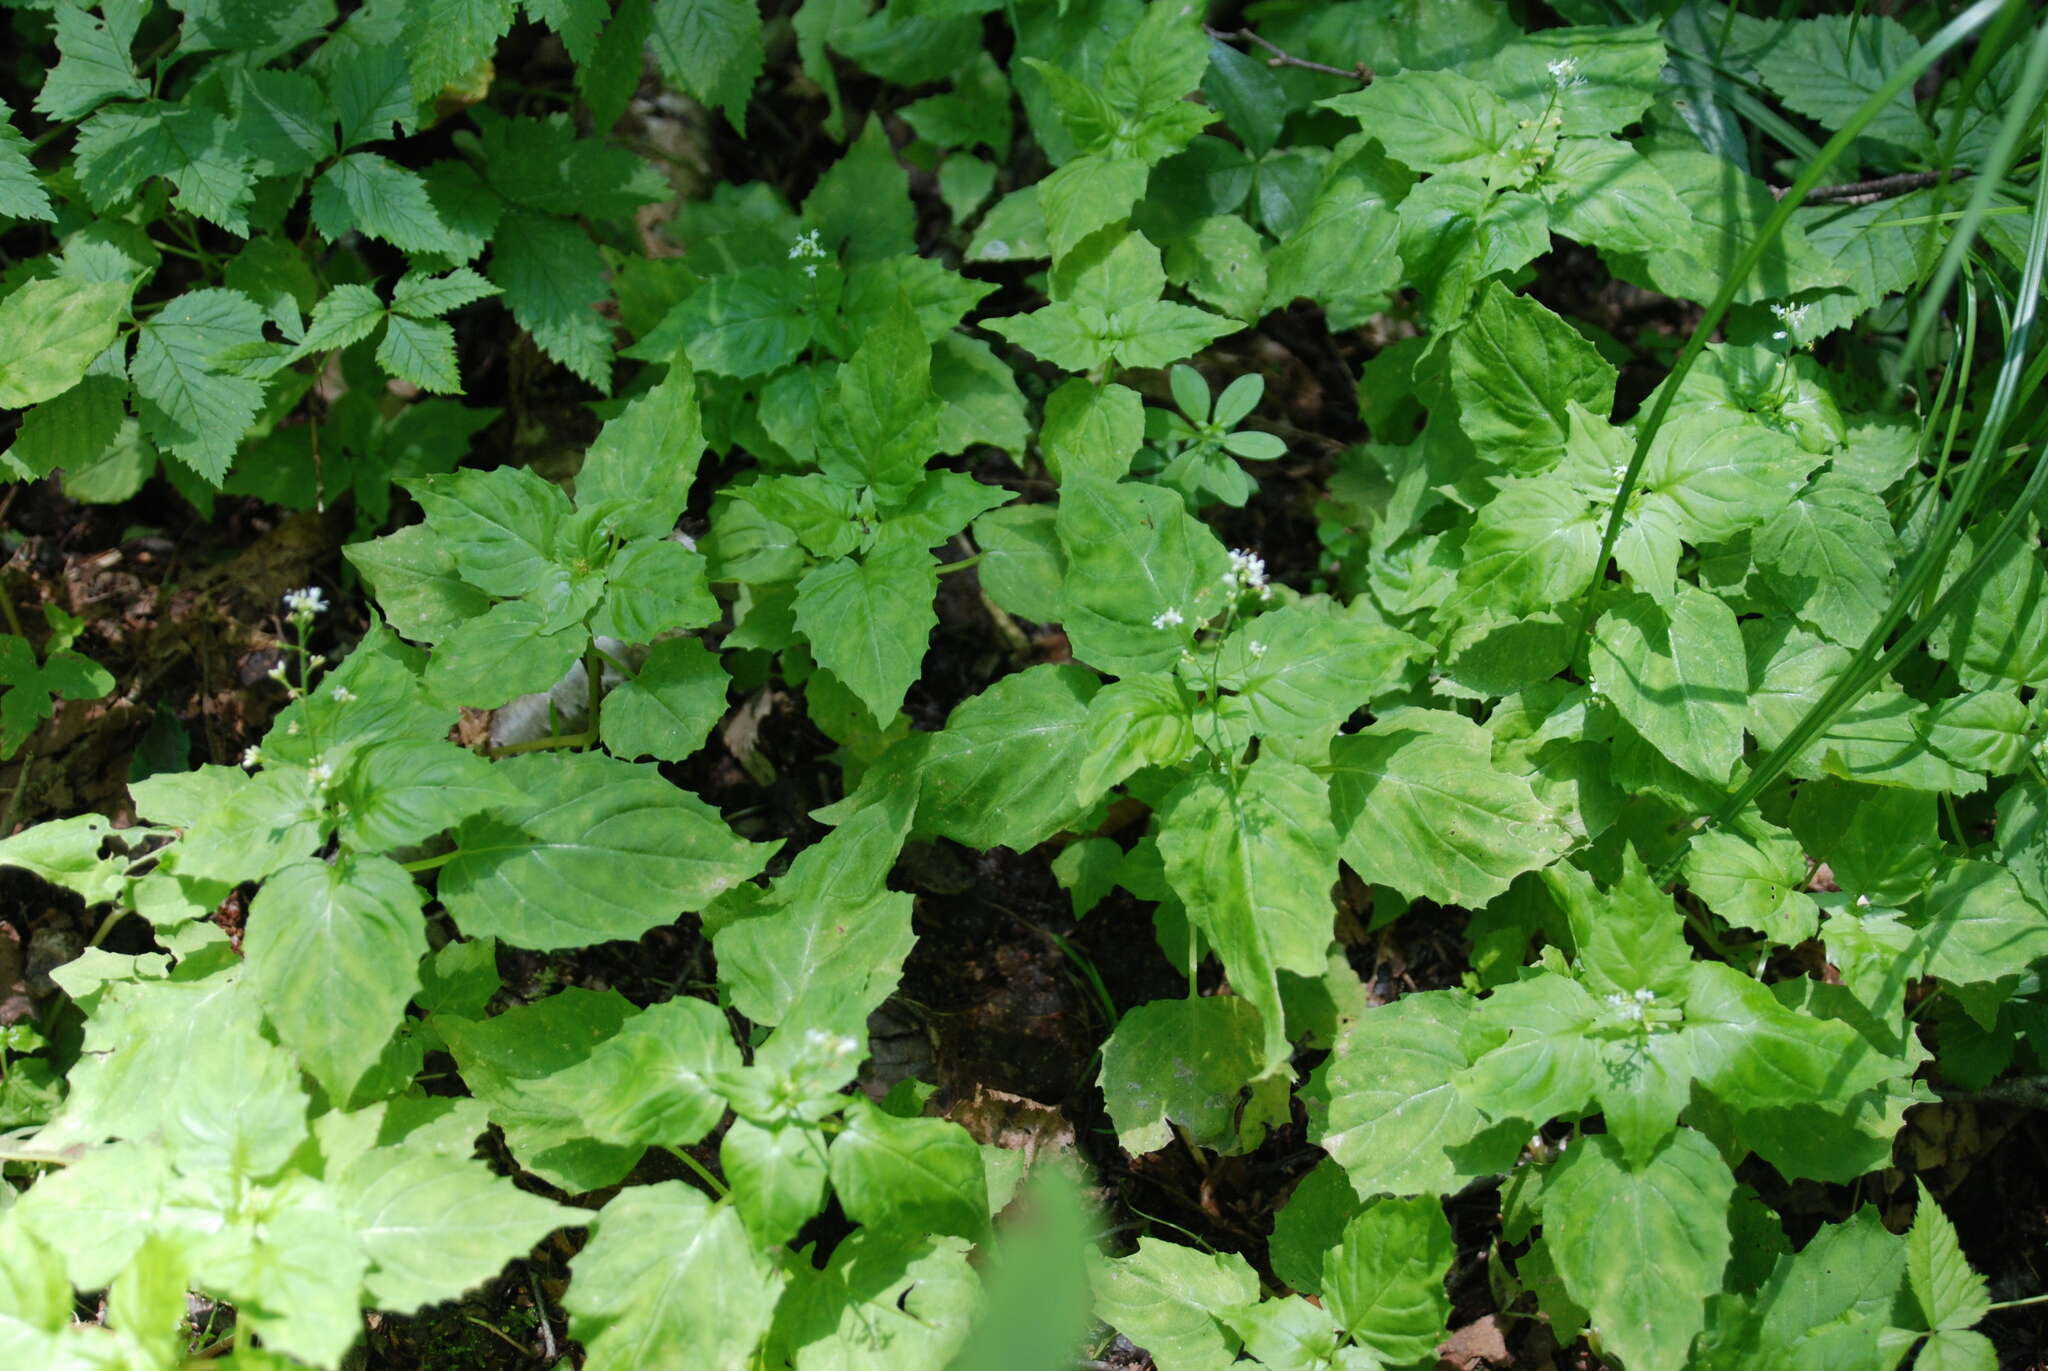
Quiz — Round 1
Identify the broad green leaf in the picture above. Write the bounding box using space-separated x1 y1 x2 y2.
424 597 585 709
292 284 387 357
1320 70 1514 177
1540 137 1693 255
13 1142 172 1288
527 996 739 1148
1929 526 2048 690
1589 587 1747 785
600 637 729 763
722 1119 829 1248
201 1177 364 1367
0 279 128 409
231 69 335 178
4 374 125 480
1627 146 1843 305
1914 861 2048 989
1683 962 1891 1110
1089 1238 1258 1371
408 465 568 598
0 635 115 760
0 98 53 223
1320 990 1518 1198
1924 691 2031 777
345 526 492 644
1263 136 1407 325
489 209 612 390
1056 478 1230 678
1542 1131 1734 1371
576 362 705 539
1546 852 1692 1001
830 1100 987 1241
1489 25 1667 137
1321 1196 1454 1364
1450 282 1616 473
1396 173 1549 327
802 117 916 262
243 855 426 1103
1327 711 1573 909
1076 673 1199 799
639 265 812 378
1456 974 1600 1124
1448 472 1605 622
1158 755 1338 1069
1682 819 1817 943
590 538 718 642
161 1026 308 1179
1267 1159 1362 1296
440 751 774 949
337 1148 572 1310
334 739 520 852
794 544 938 727
1786 777 1937 905
404 0 518 94
768 1231 979 1371
129 287 265 482
1166 213 1268 321
1754 475 1895 646
1040 378 1143 483
325 41 416 147
916 663 1098 851
1035 154 1149 260
1215 603 1424 739
815 298 939 503
1755 14 1923 147
932 331 1028 457
1100 995 1285 1155
0 814 125 905
172 768 325 885
565 1182 783 1371
436 988 645 1191
35 4 146 121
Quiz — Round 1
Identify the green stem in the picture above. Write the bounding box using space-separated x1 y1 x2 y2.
665 1146 730 1197
487 729 596 759
936 553 984 575
400 851 460 874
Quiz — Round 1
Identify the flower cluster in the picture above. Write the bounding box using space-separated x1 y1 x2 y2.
1769 301 1810 342
1546 55 1586 89
1604 986 1657 1022
789 228 827 278
1151 607 1186 630
1224 548 1271 598
283 586 327 619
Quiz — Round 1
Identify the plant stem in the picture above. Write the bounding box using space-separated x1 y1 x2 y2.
664 1145 729 1197
487 729 596 759
1203 25 1371 82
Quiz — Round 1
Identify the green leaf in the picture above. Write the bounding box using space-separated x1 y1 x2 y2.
0 814 125 904
638 266 812 378
1321 990 1518 1198
830 1100 987 1241
1321 1195 1454 1364
648 0 765 132
337 1147 572 1310
600 637 729 763
1684 961 1892 1110
1755 14 1923 147
1100 995 1285 1155
436 988 644 1190
405 0 519 96
489 209 613 390
1914 861 2048 990
1449 469 1605 623
815 297 939 503
1089 1239 1258 1371
409 465 569 598
1268 1159 1362 1297
1263 139 1407 325
172 768 326 885
243 855 425 1103
565 1182 783 1371
576 361 705 540
440 752 774 949
1040 378 1143 483
1215 603 1424 739
334 738 521 852
73 101 254 231
769 1232 979 1371
1158 754 1339 1069
1456 973 1600 1124
1055 478 1229 678
1908 1181 1989 1335
424 598 585 709
0 279 128 409
376 314 461 393
1326 711 1574 909
794 545 938 727
0 99 53 222
722 1118 830 1247
590 538 718 642
1540 138 1692 256
1589 587 1747 785
325 41 415 147
35 4 146 121
1682 819 1817 943
345 526 492 645
916 664 1098 851
390 267 499 318
230 69 335 178
129 287 265 483
293 284 388 357
310 153 455 255
0 636 115 760
1450 282 1616 473
1321 70 1514 176
1753 475 1895 646
974 505 1065 621
1542 1131 1735 1371
527 996 739 1149
1626 146 1843 306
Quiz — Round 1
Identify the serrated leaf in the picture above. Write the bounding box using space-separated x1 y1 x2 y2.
376 313 461 392
424 598 585 709
334 738 522 852
1755 14 1922 147
243 855 426 1103
794 545 938 727
0 278 128 409
390 266 498 318
489 209 613 390
292 284 387 357
344 525 492 645
575 360 705 539
73 101 254 231
309 153 456 255
1215 604 1423 739
1753 474 1895 646
1455 973 1600 1124
1158 754 1338 1069
1327 711 1573 909
1541 138 1693 255
35 4 147 122
1055 478 1229 678
566 1182 782 1371
814 297 938 502
405 0 518 95
230 69 335 178
527 996 739 1148
1907 1181 1990 1335
1100 995 1283 1155
325 41 415 148
408 465 570 598
916 663 1098 851
1321 1195 1454 1363
600 636 728 763
337 1147 571 1310
1542 1131 1734 1371
1089 1239 1258 1371
648 0 765 132
1451 282 1616 472
440 752 774 950
1321 69 1514 176
0 98 53 222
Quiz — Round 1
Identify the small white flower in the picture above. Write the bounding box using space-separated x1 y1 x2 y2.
240 746 262 769
1247 640 1267 660
266 662 289 683
788 229 825 260
332 686 356 703
802 263 818 278
1546 55 1585 88
1856 893 1871 909
307 760 334 787
1152 607 1186 629
1225 548 1268 592
1634 987 1655 1003
283 586 327 617
1605 991 1648 1023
